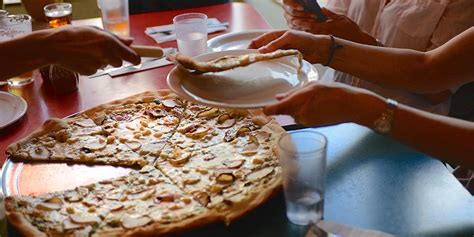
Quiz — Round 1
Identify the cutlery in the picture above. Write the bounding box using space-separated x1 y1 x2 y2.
89 48 176 78
147 22 229 35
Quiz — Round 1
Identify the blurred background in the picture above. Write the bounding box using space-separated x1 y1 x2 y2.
2 0 328 29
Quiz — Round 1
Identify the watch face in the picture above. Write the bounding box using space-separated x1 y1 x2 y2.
374 118 391 134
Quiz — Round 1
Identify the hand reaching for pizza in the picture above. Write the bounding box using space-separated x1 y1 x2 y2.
41 26 141 75
248 30 329 64
282 0 377 46
263 81 385 127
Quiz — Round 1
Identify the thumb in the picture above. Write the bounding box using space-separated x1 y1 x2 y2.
118 37 134 46
258 33 290 53
321 8 341 19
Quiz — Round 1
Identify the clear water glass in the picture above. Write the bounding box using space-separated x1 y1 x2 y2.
278 129 327 226
98 0 129 37
173 13 208 57
0 14 34 87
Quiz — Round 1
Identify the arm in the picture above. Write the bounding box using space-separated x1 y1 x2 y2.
329 28 474 93
0 32 49 80
249 28 474 93
264 82 474 169
0 26 140 81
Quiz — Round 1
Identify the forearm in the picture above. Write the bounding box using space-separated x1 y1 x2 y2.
0 30 52 81
352 92 474 169
317 36 438 93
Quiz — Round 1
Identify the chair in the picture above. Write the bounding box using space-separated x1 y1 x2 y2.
129 0 230 14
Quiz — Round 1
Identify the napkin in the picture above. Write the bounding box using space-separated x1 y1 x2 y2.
145 18 229 43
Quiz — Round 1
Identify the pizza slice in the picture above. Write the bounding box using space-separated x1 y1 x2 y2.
5 166 216 237
6 91 186 168
170 103 272 152
154 120 285 223
172 49 303 73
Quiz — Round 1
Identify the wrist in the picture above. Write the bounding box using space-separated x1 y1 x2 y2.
3 31 51 68
314 35 332 64
349 90 387 129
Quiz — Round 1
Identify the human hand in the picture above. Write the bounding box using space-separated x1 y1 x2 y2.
41 26 141 75
282 0 377 45
263 81 384 127
249 30 329 64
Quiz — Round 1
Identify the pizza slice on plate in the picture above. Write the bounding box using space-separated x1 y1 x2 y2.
172 49 303 73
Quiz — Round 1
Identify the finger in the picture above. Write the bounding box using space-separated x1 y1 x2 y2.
248 30 287 49
100 31 141 65
82 67 99 76
321 8 341 19
112 42 141 65
258 32 292 53
118 37 134 46
283 0 304 11
283 4 314 18
108 57 124 68
292 19 322 31
264 94 299 116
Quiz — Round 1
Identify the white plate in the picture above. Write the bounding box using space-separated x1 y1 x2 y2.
0 91 27 129
207 30 269 52
167 49 318 109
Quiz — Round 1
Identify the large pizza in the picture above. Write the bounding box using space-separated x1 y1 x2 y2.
4 90 285 236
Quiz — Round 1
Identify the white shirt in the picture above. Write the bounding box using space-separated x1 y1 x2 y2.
325 0 474 115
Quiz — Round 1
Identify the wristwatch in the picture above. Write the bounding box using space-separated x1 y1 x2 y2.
373 99 398 134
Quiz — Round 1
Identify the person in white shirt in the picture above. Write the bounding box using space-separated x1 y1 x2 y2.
283 0 474 115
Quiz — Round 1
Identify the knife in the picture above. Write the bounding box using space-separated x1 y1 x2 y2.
89 47 175 78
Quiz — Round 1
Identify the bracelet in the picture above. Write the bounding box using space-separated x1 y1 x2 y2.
323 35 344 67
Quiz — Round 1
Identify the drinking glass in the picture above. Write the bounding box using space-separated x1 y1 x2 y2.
0 14 34 87
98 0 129 37
173 13 208 57
44 3 72 28
278 129 327 226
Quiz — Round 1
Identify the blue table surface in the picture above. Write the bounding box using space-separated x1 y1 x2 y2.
179 123 474 236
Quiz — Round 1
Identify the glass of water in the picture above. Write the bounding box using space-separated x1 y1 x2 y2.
0 14 34 87
278 129 327 226
98 0 129 37
173 13 208 57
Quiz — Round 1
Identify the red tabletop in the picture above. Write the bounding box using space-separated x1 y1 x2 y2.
0 2 295 166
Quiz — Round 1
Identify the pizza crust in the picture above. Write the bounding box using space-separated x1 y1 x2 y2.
6 118 68 158
5 210 47 237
